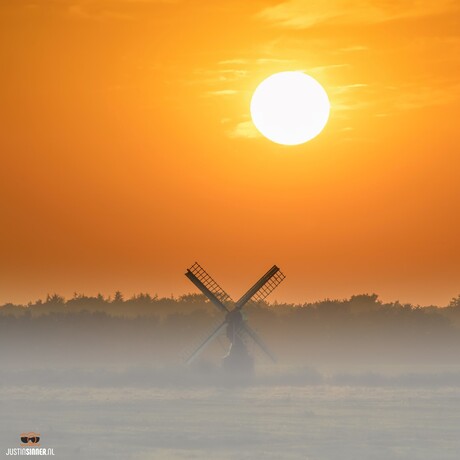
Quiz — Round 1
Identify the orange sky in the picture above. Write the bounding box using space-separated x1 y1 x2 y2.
1 0 460 306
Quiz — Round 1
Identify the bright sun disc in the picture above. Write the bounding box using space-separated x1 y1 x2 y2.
250 72 330 146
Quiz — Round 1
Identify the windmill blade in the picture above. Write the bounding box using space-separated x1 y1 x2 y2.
185 262 232 313
186 320 228 365
241 323 276 363
235 265 285 310
251 267 285 302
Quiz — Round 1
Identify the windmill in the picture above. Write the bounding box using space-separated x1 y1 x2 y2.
184 262 285 372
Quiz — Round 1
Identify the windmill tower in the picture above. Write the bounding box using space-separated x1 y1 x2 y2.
184 262 285 372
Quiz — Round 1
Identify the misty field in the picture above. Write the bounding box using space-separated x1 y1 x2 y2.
1 383 459 460
2 295 460 459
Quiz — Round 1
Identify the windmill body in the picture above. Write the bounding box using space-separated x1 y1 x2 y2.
222 308 253 372
184 263 285 373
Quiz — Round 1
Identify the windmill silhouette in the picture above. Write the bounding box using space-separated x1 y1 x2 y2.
184 262 285 372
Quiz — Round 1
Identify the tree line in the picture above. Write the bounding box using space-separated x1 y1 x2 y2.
1 292 460 370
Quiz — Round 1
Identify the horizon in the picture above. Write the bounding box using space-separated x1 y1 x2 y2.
3 288 459 309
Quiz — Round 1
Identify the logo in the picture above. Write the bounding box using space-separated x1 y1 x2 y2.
20 433 40 447
5 433 54 456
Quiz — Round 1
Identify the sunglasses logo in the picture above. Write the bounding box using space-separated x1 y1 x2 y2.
20 433 40 447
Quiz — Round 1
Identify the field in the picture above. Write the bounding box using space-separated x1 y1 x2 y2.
1 380 460 460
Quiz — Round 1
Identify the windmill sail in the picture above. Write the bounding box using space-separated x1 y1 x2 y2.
185 262 232 313
251 267 285 302
240 323 276 363
185 320 228 365
235 265 285 309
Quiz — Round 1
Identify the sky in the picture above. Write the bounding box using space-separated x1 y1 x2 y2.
1 0 459 306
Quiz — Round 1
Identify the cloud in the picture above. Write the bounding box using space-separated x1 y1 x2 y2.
207 90 239 96
257 0 459 29
331 83 369 95
228 120 260 139
331 79 460 118
307 63 349 73
393 82 460 110
339 45 369 52
218 59 248 66
65 0 179 20
256 58 295 65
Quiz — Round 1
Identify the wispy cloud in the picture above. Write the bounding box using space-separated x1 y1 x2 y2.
66 0 179 20
339 45 369 52
393 82 460 110
332 83 369 95
331 79 460 119
258 0 459 29
256 58 295 65
307 63 349 73
206 89 239 96
218 59 248 66
228 120 260 139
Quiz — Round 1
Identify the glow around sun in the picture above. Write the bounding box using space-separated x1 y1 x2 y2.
250 72 330 146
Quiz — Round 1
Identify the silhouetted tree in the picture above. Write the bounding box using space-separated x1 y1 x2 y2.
448 295 460 309
112 291 124 303
45 294 65 305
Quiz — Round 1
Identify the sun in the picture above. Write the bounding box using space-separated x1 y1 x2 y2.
250 72 330 146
